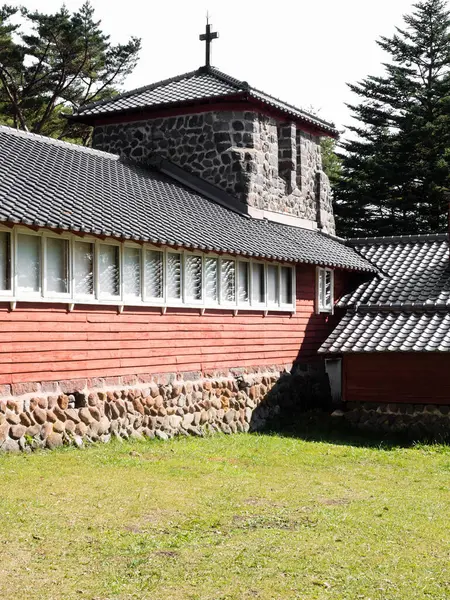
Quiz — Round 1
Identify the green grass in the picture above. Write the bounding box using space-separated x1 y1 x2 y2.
1 433 450 600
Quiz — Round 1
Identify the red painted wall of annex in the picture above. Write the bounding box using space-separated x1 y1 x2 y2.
343 353 450 405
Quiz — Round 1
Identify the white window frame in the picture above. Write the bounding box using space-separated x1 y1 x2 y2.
142 247 165 305
184 251 204 305
237 259 251 306
219 257 237 307
316 267 334 314
280 264 295 310
43 234 71 299
267 263 280 309
97 239 121 300
72 238 96 301
204 254 220 306
0 227 13 297
0 225 297 313
15 228 43 298
250 260 266 308
166 250 183 305
122 243 143 301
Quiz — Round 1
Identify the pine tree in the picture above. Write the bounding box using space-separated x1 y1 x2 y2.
0 2 141 142
335 0 450 237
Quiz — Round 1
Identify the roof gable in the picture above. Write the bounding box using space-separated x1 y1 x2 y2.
69 66 337 136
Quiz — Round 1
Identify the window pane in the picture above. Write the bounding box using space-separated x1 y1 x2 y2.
74 241 94 296
17 234 41 292
99 244 120 296
185 255 202 301
205 257 218 302
251 263 265 304
0 232 11 291
123 247 141 297
238 262 249 302
167 253 181 299
318 269 325 309
267 265 279 304
324 270 332 307
221 259 236 303
280 267 293 304
145 250 164 299
46 237 69 294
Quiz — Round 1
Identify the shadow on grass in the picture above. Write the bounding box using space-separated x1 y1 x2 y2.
258 411 420 450
249 371 449 450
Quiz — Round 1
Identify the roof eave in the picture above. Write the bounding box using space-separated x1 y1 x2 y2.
66 92 338 137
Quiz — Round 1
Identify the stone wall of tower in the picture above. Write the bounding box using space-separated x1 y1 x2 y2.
92 110 335 234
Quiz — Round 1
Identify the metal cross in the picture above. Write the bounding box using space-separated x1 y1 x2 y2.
199 15 218 67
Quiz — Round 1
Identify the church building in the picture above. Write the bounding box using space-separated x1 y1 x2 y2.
1 24 448 451
0 24 378 450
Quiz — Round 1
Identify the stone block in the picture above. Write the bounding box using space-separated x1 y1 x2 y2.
224 409 236 425
46 433 63 450
53 420 65 434
26 424 41 438
6 410 20 425
0 421 9 442
79 407 93 425
12 382 41 397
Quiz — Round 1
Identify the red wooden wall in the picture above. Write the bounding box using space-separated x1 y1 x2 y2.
0 264 347 386
343 353 450 405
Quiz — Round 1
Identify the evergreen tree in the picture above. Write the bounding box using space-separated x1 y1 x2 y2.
0 2 141 142
335 0 450 236
320 137 342 187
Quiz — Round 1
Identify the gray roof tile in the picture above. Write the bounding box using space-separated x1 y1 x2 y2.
321 234 450 353
320 311 450 353
71 67 337 136
0 126 373 271
339 235 450 307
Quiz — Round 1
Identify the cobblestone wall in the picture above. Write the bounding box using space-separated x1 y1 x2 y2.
92 110 335 234
341 402 450 439
0 367 288 452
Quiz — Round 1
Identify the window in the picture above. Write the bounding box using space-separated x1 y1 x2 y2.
17 234 41 293
123 247 141 298
99 244 120 297
267 265 279 305
280 266 293 306
145 250 164 299
0 231 11 291
317 267 334 313
167 252 182 300
185 255 203 302
205 257 218 302
252 263 265 304
4 227 296 311
74 241 94 296
46 237 69 295
238 261 250 303
221 259 236 303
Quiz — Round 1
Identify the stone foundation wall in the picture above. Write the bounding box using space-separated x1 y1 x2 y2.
0 367 289 453
342 402 450 438
92 111 335 233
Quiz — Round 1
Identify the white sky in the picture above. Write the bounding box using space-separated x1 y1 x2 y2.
14 0 419 134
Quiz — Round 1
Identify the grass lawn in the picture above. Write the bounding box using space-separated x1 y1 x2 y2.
1 432 450 600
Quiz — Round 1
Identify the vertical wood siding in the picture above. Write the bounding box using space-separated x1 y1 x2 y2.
0 265 346 385
343 353 450 404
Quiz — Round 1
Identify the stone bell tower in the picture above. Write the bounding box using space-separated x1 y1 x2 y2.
74 22 336 234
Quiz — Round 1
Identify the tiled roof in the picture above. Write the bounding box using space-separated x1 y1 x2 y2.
0 126 373 271
339 234 450 308
321 311 450 353
320 235 450 353
70 66 337 136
